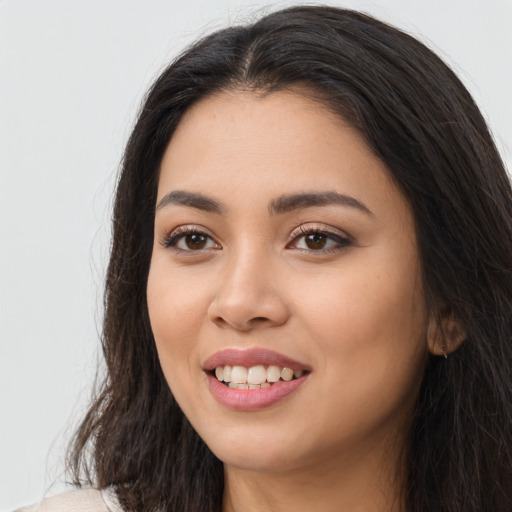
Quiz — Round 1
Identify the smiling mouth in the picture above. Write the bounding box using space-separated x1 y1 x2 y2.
212 365 307 389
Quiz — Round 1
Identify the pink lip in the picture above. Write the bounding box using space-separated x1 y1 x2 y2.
203 348 311 410
207 374 308 410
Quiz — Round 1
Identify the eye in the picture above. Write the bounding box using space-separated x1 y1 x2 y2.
288 225 352 252
162 226 221 252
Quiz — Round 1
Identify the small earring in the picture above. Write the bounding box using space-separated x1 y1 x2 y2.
442 339 448 359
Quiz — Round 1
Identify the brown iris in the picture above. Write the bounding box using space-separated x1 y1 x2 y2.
185 233 208 250
305 233 327 250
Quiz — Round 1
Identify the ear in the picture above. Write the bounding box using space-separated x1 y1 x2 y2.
427 307 466 357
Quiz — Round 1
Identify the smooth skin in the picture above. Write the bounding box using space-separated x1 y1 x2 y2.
147 90 443 512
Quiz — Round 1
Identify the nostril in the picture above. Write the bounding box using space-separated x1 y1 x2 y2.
211 314 273 331
252 316 270 323
208 291 290 331
212 316 230 329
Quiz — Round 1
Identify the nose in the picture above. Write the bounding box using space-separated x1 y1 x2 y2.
207 247 290 332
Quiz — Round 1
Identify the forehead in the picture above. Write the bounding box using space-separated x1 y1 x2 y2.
157 89 409 225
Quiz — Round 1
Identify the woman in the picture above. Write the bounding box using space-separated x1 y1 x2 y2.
19 5 512 512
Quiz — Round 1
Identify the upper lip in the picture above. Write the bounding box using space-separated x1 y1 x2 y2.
203 348 311 372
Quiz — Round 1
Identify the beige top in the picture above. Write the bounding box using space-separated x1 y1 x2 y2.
15 488 124 512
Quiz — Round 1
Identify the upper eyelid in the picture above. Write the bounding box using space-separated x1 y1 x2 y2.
167 224 215 237
289 223 352 240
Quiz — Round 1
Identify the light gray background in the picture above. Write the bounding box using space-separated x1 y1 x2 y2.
1 0 511 509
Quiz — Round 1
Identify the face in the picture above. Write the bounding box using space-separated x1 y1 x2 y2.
147 90 430 474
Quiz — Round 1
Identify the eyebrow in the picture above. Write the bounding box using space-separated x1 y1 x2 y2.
268 191 374 217
155 190 373 217
156 190 225 214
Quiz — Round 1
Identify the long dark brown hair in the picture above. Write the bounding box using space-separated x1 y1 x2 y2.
67 6 512 511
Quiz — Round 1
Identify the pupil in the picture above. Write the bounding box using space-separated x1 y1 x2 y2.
186 234 207 249
306 233 326 249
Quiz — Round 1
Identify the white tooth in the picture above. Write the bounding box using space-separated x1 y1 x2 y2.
281 367 294 381
249 384 261 389
223 365 232 382
248 365 267 385
261 382 271 388
293 370 304 379
215 367 224 381
228 381 237 388
267 365 281 382
231 365 248 384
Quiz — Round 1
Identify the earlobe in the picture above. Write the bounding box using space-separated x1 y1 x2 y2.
427 308 466 357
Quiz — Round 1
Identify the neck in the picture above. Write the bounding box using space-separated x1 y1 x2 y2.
222 441 407 512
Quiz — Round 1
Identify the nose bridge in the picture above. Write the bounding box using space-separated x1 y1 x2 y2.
227 239 266 289
208 238 289 330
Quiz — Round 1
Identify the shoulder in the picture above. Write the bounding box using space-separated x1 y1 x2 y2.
14 488 124 512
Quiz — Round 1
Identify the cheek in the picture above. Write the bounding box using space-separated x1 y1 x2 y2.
291 272 428 448
147 254 211 334
293 248 428 397
315 272 425 350
146 265 213 421
146 258 208 381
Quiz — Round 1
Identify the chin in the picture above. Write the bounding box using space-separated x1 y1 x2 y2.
214 445 300 473
196 423 313 473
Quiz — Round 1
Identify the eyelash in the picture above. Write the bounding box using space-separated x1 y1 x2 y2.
161 224 352 254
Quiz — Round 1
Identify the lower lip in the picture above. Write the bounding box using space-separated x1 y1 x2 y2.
207 373 308 410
